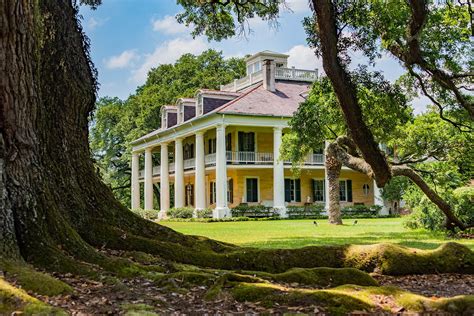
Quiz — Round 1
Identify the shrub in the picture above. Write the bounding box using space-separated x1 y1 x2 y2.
195 208 213 218
131 208 160 220
404 185 474 231
286 204 324 219
341 205 380 218
231 204 278 218
168 207 194 219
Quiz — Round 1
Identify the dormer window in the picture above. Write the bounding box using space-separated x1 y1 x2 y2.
178 104 184 123
197 94 204 115
162 112 167 129
246 61 262 75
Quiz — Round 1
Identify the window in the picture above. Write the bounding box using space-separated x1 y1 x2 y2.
238 132 255 152
227 178 233 203
276 62 284 68
285 179 301 203
245 178 258 203
208 138 217 154
197 94 204 115
363 184 370 196
183 143 194 160
312 179 325 202
185 184 194 206
209 181 216 204
339 180 353 202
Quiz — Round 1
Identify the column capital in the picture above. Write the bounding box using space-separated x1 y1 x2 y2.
273 126 283 132
174 137 184 143
195 130 204 137
145 147 153 153
216 124 227 130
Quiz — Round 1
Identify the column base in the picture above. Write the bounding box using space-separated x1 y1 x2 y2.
213 207 231 219
273 206 288 218
158 210 168 220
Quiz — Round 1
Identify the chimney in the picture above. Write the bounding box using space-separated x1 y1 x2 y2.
262 59 275 92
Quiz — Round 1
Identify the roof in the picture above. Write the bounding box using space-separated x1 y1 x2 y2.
215 81 310 117
199 89 241 97
176 98 195 105
132 80 310 144
245 50 290 61
162 105 177 111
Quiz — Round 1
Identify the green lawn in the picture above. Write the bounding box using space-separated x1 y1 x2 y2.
161 218 474 250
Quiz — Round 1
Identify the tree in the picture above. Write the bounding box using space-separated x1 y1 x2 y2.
281 72 412 224
90 51 245 206
176 0 473 229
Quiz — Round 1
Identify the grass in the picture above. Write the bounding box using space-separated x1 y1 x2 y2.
161 218 474 250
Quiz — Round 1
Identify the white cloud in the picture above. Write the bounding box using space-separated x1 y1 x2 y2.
105 50 138 69
286 45 322 72
152 15 189 35
132 37 208 83
86 17 109 31
285 0 311 13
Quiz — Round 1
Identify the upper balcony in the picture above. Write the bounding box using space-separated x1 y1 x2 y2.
139 152 324 178
220 67 318 92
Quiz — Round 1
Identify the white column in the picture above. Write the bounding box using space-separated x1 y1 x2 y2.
373 179 388 215
273 127 287 217
144 148 154 210
324 141 330 212
195 132 206 212
159 143 170 218
174 138 185 208
215 124 230 218
131 152 140 209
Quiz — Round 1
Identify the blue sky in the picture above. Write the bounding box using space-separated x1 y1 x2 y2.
79 0 427 112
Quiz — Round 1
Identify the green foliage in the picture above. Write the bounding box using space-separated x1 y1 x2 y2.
341 205 381 218
176 0 281 41
286 204 324 219
381 177 410 202
130 208 160 221
90 50 245 207
168 207 195 219
195 208 213 218
230 205 278 218
281 73 411 166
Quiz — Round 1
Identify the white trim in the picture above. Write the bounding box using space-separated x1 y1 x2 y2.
243 176 260 203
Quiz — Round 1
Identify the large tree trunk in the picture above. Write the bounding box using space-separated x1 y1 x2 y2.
325 146 342 224
0 0 189 269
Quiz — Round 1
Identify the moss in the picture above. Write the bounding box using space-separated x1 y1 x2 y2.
245 267 378 287
344 242 474 275
0 278 66 315
121 303 159 315
230 282 371 315
0 259 72 296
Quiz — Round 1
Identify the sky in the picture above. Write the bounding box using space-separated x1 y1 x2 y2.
79 0 428 113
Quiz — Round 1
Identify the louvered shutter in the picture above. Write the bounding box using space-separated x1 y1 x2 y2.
347 180 353 202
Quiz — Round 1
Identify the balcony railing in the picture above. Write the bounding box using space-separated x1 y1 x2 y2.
139 152 324 179
220 67 317 92
226 151 274 164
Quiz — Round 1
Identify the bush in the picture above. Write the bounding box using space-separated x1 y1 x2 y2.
131 208 160 220
341 205 381 218
195 208 213 218
404 185 474 231
231 204 278 218
286 204 324 219
168 207 194 219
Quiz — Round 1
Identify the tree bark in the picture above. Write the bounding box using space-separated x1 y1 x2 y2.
325 145 342 224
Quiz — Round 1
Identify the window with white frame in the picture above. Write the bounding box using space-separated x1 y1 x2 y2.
209 181 216 204
208 138 217 154
285 178 301 203
312 179 325 202
363 183 370 196
339 180 353 202
197 94 204 115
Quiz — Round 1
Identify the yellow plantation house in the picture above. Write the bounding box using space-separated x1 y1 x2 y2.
130 51 386 218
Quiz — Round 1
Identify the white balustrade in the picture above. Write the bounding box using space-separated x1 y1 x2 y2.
221 67 317 92
205 153 216 166
184 158 195 169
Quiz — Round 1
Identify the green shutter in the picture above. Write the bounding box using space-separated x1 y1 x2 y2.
347 180 353 202
284 179 291 202
295 179 301 202
228 179 233 203
238 132 244 151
